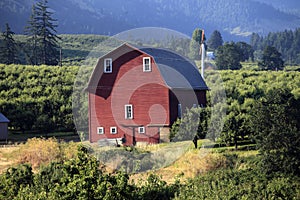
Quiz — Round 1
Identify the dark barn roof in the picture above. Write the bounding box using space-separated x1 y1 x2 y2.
88 43 208 91
138 46 208 90
0 113 9 123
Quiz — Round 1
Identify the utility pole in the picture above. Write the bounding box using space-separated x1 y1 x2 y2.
200 30 205 79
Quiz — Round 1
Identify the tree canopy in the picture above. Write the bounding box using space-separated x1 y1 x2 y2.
258 46 284 70
215 42 242 70
207 30 223 51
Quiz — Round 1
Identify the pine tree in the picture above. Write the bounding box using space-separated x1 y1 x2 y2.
0 23 18 64
258 46 284 70
207 30 223 51
215 42 242 70
25 0 60 65
25 5 40 65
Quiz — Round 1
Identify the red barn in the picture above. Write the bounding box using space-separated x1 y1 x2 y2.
87 43 208 146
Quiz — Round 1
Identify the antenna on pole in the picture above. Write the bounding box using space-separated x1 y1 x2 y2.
200 30 205 79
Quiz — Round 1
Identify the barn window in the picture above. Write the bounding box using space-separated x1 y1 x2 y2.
143 57 151 72
110 127 117 134
138 126 145 134
178 104 182 118
97 127 104 134
125 104 133 119
104 58 112 73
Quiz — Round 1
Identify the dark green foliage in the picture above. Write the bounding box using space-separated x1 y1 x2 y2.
258 46 284 70
236 41 254 61
207 30 223 51
0 164 33 199
176 169 300 200
0 23 18 64
251 28 300 65
25 0 60 65
136 174 181 200
250 88 300 176
215 42 242 70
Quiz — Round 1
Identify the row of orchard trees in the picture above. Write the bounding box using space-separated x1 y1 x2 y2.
0 64 78 133
0 0 60 65
171 70 300 175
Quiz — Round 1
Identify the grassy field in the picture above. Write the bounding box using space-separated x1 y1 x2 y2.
1 130 80 144
0 138 257 182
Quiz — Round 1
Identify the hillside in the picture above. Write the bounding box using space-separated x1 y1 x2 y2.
0 0 299 41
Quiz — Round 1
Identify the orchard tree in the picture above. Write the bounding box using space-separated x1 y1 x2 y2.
25 0 60 65
0 23 18 64
215 42 242 70
207 30 223 51
250 88 300 176
189 28 205 60
258 46 284 70
171 107 209 148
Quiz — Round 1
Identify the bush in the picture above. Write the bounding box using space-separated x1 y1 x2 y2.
16 137 78 169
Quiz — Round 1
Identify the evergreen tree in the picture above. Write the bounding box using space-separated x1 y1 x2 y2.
25 0 60 65
0 23 18 64
25 5 40 65
189 28 205 60
207 30 223 51
215 42 242 70
236 41 254 61
259 46 284 70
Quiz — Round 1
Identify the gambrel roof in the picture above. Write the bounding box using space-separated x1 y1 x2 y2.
138 46 208 90
88 43 208 91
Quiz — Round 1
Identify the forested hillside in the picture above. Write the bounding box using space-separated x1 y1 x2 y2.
251 28 300 65
1 0 299 41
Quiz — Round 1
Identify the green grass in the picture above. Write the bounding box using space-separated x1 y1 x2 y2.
5 130 79 143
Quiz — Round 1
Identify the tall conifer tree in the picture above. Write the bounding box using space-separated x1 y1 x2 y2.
0 23 18 64
25 0 60 65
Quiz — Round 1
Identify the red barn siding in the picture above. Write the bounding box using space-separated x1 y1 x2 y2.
89 48 169 145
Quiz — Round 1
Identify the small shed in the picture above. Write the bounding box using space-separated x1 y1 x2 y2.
0 113 10 140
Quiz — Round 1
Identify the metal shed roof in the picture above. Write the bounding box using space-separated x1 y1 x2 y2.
0 113 10 123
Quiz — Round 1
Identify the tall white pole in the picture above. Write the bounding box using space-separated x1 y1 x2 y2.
201 43 205 79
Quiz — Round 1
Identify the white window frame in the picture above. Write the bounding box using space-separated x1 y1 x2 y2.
97 127 104 134
104 58 112 73
143 57 151 72
110 127 117 134
138 126 145 134
125 104 133 119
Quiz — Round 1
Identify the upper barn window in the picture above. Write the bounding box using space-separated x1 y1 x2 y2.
143 57 151 72
104 58 112 73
